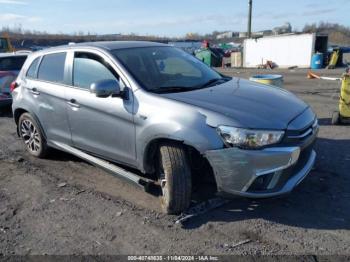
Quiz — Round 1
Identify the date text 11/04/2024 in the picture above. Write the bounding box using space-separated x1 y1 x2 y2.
127 256 219 261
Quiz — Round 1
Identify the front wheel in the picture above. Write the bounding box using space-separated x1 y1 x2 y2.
18 113 49 158
158 143 192 214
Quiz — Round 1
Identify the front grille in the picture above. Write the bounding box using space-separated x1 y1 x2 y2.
286 118 318 140
282 118 318 150
288 127 313 140
272 119 318 191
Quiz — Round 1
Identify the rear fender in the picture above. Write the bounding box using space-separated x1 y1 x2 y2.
14 107 47 140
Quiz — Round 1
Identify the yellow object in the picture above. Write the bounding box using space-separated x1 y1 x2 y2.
339 74 350 118
0 33 14 52
250 75 284 88
327 50 340 69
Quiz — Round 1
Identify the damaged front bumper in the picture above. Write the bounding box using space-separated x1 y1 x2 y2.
206 145 316 198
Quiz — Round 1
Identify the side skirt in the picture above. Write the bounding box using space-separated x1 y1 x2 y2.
51 141 154 190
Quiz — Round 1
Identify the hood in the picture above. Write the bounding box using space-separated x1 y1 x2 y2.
161 78 309 130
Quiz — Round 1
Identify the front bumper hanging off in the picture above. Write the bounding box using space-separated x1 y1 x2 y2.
206 145 316 198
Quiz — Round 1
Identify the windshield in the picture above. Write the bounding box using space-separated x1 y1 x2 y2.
112 46 227 93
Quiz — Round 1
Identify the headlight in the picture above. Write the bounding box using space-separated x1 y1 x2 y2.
217 126 285 149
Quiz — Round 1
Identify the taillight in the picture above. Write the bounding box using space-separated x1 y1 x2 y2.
10 81 18 93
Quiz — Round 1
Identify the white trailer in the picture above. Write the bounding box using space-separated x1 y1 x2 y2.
243 33 328 68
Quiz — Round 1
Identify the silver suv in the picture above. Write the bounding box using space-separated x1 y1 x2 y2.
12 41 318 214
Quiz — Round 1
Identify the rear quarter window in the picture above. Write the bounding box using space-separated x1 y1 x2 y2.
0 56 27 71
26 57 41 79
38 52 67 84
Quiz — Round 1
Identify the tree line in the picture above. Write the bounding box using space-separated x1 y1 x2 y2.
303 22 350 45
1 21 349 49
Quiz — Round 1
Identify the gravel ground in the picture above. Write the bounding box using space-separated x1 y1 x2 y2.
0 68 349 256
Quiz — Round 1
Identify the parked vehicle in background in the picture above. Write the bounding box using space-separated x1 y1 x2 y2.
0 34 14 53
0 53 29 108
0 52 29 107
11 41 318 214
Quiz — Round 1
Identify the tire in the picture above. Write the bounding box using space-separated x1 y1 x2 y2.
158 143 192 214
331 111 340 125
18 113 49 158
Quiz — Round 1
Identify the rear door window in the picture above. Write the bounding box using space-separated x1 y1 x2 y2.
0 56 27 71
73 52 119 89
38 52 67 84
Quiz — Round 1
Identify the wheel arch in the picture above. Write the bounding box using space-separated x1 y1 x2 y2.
14 108 47 139
14 108 28 125
142 137 217 189
143 137 186 174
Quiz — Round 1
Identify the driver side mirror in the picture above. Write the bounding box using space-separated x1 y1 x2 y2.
90 79 123 98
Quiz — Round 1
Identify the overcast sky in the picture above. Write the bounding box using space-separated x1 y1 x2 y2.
0 0 349 36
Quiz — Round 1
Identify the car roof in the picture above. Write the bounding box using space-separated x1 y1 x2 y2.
0 52 29 58
37 41 169 54
75 41 168 50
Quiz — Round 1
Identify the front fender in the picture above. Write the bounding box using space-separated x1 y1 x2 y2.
133 89 227 173
135 113 224 173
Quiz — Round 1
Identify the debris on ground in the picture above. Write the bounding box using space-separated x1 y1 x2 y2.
75 189 86 195
307 71 320 79
320 77 342 81
175 198 230 225
57 182 67 188
258 60 277 69
230 239 252 249
220 239 252 251
15 157 24 163
307 71 341 81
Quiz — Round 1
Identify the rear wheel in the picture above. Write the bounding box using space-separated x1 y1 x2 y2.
158 143 192 214
18 113 49 158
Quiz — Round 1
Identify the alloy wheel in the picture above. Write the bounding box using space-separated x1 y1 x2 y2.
20 119 41 153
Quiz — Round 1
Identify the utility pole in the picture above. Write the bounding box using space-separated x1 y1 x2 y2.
247 0 253 38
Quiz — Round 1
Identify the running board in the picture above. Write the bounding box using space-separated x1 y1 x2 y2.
51 141 154 190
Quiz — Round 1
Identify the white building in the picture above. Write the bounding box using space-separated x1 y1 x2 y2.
243 33 328 68
216 32 237 40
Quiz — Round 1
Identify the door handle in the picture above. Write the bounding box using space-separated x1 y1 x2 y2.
67 99 80 108
28 87 40 95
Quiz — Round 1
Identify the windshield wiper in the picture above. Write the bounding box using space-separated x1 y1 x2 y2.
198 78 228 89
151 78 231 94
151 86 197 94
